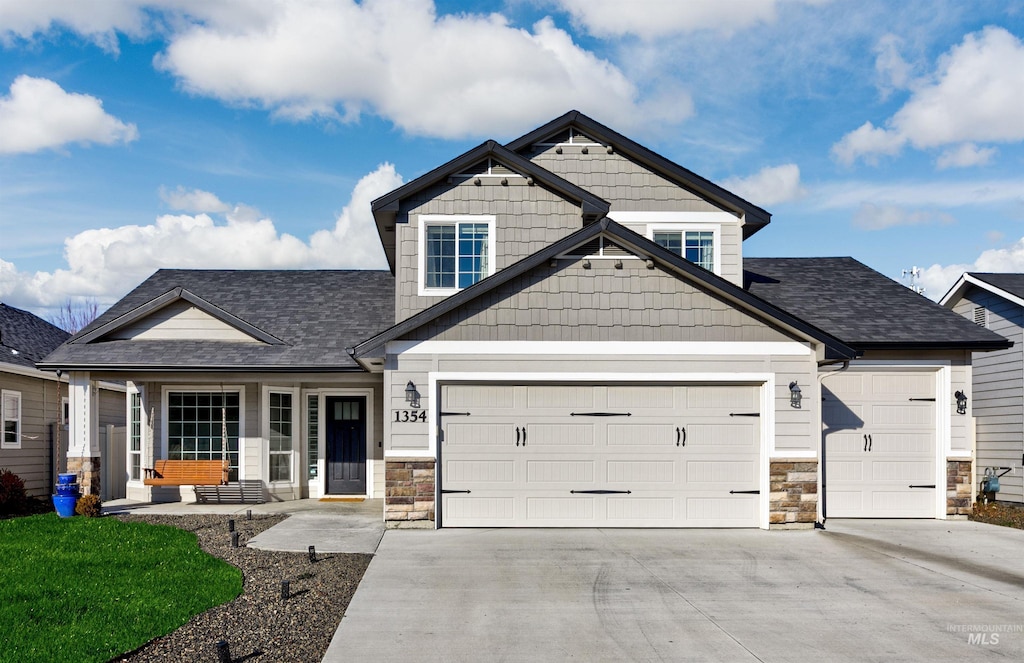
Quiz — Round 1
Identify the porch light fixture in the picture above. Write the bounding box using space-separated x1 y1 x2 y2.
405 381 421 409
789 381 802 409
955 390 968 415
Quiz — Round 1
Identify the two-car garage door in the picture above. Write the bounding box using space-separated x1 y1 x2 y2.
439 383 762 528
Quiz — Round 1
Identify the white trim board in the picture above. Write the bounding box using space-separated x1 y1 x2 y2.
389 340 812 356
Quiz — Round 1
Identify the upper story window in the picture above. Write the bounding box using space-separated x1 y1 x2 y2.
653 230 714 271
606 211 733 277
419 215 496 296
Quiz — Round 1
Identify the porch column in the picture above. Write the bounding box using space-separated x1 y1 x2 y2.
67 371 101 496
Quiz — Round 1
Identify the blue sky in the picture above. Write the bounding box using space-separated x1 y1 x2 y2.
3 0 1024 319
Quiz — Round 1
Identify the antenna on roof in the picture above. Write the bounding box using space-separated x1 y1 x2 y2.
901 266 925 295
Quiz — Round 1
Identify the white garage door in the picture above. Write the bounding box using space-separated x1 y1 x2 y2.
439 383 762 527
823 371 937 518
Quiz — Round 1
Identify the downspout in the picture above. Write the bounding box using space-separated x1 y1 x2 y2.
817 358 851 529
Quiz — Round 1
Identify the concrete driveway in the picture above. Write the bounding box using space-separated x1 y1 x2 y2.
324 519 1024 662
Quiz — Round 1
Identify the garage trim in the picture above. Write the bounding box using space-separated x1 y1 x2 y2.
819 360 952 521
428 371 775 529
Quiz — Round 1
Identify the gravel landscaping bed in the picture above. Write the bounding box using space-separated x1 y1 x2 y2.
111 514 372 662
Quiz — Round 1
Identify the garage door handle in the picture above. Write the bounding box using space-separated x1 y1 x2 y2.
676 427 686 446
863 434 869 452
522 427 526 446
515 426 520 446
868 434 872 452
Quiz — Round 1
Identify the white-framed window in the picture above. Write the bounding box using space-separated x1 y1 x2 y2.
127 386 144 482
61 397 69 426
164 389 241 481
653 230 715 271
607 211 734 276
306 393 319 480
418 215 496 296
1 390 21 449
267 390 294 483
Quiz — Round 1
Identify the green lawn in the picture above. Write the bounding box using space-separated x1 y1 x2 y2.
0 514 241 663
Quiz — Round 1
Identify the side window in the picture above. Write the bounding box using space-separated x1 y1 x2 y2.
654 230 715 272
2 390 21 449
419 215 495 294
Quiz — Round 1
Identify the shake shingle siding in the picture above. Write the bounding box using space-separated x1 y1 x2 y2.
400 258 794 343
395 178 583 322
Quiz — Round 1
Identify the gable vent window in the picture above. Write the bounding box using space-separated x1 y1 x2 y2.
534 127 603 148
455 158 520 179
973 306 988 327
565 236 633 258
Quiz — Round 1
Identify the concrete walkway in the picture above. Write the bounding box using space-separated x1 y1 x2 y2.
103 498 385 554
324 519 1024 662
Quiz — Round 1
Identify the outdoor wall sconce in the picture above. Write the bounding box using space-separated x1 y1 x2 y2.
955 390 968 415
789 381 802 409
405 381 421 409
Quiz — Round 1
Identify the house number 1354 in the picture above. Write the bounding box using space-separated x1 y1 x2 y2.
394 410 427 423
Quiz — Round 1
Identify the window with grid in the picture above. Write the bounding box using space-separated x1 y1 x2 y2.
654 230 715 271
167 391 239 481
269 392 293 483
1 390 20 449
424 220 491 290
307 394 319 480
129 391 142 481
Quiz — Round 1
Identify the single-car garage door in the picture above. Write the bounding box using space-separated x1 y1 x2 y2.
823 371 937 518
439 383 762 527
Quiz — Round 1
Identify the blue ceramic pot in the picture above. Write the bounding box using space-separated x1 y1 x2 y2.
52 494 77 518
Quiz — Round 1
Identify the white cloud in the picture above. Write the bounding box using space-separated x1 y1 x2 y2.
936 143 997 169
851 203 953 231
831 121 906 166
814 177 1024 210
553 0 827 39
159 186 231 213
919 238 1024 301
0 76 138 154
873 33 913 98
0 164 403 310
150 0 669 138
721 164 805 207
834 26 1024 165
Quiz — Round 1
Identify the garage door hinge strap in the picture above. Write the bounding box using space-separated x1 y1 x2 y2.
570 489 632 494
908 484 936 489
441 489 472 494
440 411 472 416
729 412 760 417
570 412 632 417
729 490 761 494
908 398 936 402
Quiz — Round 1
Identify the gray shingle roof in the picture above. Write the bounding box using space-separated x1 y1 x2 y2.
0 303 71 369
964 273 1024 300
744 258 1010 350
40 270 394 371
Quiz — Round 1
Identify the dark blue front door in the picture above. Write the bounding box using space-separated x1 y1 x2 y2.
326 396 366 494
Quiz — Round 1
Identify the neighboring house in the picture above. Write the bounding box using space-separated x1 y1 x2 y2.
1 303 125 499
942 273 1024 503
40 111 1009 528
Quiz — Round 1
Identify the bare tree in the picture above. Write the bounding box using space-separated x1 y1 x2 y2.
49 299 100 334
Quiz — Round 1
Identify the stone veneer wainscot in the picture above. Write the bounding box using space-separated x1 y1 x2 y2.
769 459 817 529
385 458 435 528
